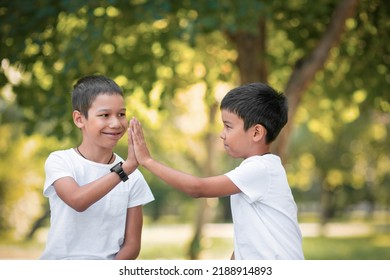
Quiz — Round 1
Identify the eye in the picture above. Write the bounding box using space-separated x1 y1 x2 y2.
118 112 127 118
99 114 109 118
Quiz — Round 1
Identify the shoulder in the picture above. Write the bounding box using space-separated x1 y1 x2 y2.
226 156 267 181
225 155 280 199
46 148 76 165
236 155 267 171
240 154 282 169
47 148 74 159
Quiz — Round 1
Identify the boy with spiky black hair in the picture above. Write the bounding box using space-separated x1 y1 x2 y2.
131 82 304 260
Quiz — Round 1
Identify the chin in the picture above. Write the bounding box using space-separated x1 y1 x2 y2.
227 151 241 159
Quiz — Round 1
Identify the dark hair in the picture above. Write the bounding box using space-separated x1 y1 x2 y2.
72 75 123 118
220 82 288 143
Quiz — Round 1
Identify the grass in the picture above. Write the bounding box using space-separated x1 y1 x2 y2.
139 237 233 260
303 234 390 260
139 235 390 260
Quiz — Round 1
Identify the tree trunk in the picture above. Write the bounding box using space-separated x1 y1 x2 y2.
187 101 219 259
227 18 268 84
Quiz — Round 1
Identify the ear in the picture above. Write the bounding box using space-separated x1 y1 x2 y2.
73 110 84 128
253 124 267 142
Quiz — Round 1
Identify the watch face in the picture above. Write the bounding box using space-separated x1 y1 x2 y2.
111 162 122 173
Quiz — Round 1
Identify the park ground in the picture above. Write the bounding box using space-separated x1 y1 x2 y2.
1 221 390 260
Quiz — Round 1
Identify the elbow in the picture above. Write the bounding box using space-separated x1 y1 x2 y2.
73 205 89 212
189 189 204 198
187 180 206 198
189 191 202 198
67 197 91 212
71 204 89 212
116 244 141 260
55 186 92 212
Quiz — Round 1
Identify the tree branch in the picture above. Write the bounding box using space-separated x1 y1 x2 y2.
273 0 360 160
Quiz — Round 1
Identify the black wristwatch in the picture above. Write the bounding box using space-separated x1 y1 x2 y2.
110 162 129 182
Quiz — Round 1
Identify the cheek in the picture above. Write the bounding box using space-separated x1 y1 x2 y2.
121 119 129 128
228 129 240 138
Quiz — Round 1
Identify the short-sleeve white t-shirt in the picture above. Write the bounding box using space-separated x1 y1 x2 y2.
40 149 154 260
225 154 304 260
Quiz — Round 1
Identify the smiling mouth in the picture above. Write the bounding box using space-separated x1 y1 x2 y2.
103 132 122 136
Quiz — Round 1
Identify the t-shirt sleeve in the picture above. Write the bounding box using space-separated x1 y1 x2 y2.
126 169 155 208
225 157 270 203
43 152 74 197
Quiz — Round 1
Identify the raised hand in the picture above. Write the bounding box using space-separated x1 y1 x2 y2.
130 117 152 166
121 119 138 174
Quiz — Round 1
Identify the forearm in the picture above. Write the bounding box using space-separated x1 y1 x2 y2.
72 173 123 211
115 206 143 260
115 243 140 260
56 161 137 212
142 158 204 198
78 160 137 209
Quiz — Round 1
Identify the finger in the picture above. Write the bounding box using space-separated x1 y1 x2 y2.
128 126 133 144
135 119 144 139
131 117 139 132
129 118 139 145
131 118 140 137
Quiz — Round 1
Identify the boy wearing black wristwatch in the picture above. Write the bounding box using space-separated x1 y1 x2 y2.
41 75 154 260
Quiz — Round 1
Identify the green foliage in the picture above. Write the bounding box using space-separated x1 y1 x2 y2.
0 124 71 239
2 0 388 136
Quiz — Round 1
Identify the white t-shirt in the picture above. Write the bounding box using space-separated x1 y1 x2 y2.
225 155 304 260
40 149 154 260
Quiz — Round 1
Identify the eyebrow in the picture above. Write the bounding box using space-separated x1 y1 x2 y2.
94 110 125 116
96 108 126 112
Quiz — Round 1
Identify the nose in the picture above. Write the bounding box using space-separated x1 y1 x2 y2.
109 116 121 128
220 130 225 140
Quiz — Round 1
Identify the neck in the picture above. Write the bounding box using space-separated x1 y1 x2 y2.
257 145 271 156
76 146 114 164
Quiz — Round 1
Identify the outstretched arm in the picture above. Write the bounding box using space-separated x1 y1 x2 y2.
130 117 240 198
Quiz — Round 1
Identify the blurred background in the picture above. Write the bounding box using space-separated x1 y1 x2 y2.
0 0 389 260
